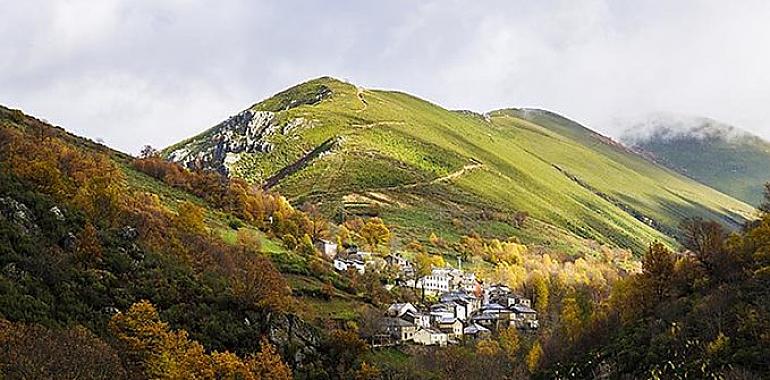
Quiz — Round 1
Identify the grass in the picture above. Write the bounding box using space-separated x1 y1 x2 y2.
164 77 756 255
626 126 770 206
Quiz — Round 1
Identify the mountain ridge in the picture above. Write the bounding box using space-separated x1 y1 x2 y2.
163 77 755 254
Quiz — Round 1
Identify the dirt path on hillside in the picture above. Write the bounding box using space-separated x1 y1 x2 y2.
382 160 485 191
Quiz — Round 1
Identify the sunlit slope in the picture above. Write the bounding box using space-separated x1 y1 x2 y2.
166 77 755 253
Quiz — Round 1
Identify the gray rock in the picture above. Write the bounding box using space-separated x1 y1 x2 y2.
168 110 280 175
49 206 65 221
0 197 39 235
120 226 138 240
61 232 77 250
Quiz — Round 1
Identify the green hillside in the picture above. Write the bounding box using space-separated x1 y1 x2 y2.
622 119 770 206
165 77 755 254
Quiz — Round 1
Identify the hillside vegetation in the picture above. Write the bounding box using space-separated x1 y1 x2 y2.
166 77 755 254
623 119 770 206
0 105 378 379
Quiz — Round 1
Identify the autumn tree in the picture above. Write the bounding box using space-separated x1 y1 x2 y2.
526 341 543 373
530 272 550 315
358 218 390 253
75 223 103 263
498 326 520 362
246 338 292 380
223 251 294 313
560 296 582 343
0 320 126 379
641 242 675 302
174 200 206 235
413 252 445 301
108 300 212 378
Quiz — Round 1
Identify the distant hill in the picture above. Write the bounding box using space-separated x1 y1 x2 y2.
165 77 755 254
622 116 770 206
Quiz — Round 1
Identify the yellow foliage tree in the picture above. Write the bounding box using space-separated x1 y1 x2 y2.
175 201 206 234
526 342 543 373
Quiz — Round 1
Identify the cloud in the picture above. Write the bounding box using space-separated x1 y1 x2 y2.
2 0 770 153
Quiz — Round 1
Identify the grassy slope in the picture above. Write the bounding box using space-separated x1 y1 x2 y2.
625 127 770 206
165 78 755 254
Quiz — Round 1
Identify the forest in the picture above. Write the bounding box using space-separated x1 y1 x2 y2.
0 109 768 379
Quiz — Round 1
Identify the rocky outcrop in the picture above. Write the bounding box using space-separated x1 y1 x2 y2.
0 197 39 235
168 110 279 174
266 313 323 370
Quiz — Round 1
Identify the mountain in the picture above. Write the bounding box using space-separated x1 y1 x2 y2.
165 77 755 254
621 116 770 206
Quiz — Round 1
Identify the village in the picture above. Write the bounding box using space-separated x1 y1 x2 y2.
317 239 540 347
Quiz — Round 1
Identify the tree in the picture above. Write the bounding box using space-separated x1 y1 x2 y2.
138 145 158 159
513 211 529 228
680 218 726 273
358 218 390 253
108 300 212 378
641 242 675 301
175 201 206 235
75 223 103 263
297 234 317 256
526 342 543 373
246 338 292 380
498 326 520 361
476 338 502 357
0 320 126 379
354 362 381 380
530 272 550 315
224 251 293 313
560 296 582 343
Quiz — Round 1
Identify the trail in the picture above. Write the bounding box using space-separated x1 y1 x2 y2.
376 160 485 192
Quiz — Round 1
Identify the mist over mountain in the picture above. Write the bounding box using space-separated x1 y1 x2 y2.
621 114 770 205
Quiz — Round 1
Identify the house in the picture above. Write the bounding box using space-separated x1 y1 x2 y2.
412 328 448 346
382 317 417 342
469 312 501 331
463 323 491 340
384 254 411 269
333 253 366 274
402 310 431 328
415 268 452 295
489 291 531 309
439 291 481 320
315 239 338 259
431 301 468 321
510 304 539 330
386 303 418 318
436 317 464 339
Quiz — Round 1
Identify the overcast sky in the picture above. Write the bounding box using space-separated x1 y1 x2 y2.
2 0 770 154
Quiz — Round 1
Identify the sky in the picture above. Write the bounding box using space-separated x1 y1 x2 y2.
2 0 770 154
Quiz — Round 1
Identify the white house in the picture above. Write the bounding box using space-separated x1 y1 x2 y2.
386 303 418 318
315 239 338 259
436 317 464 339
416 268 452 294
413 328 448 346
404 311 431 328
333 253 366 274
